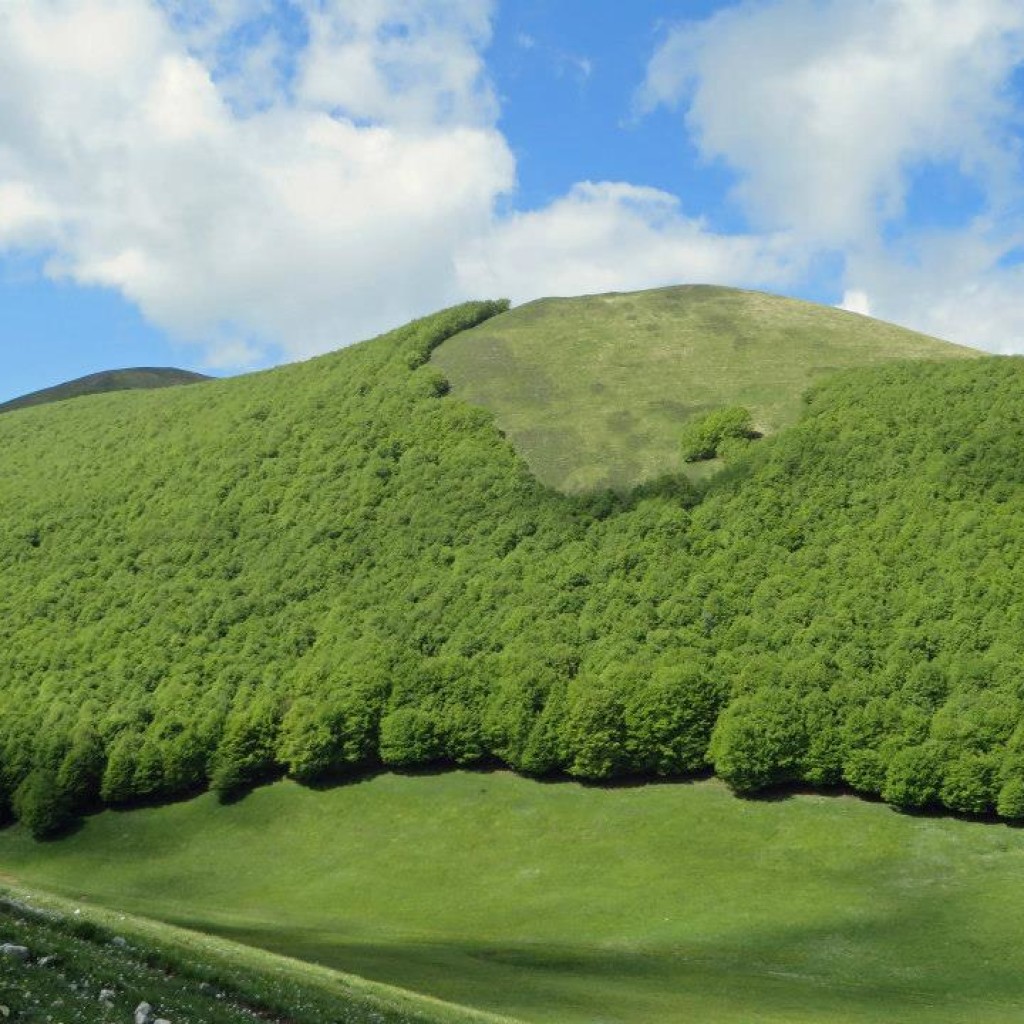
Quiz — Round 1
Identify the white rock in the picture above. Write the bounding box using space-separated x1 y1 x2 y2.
0 944 29 962
134 1001 154 1024
98 988 116 1007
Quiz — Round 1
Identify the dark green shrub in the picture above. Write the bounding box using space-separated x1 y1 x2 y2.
709 690 808 793
997 774 1024 819
100 732 140 804
624 662 721 775
680 406 756 462
56 726 105 807
14 769 73 839
563 680 628 780
940 752 999 815
379 707 441 767
210 696 280 801
882 743 943 809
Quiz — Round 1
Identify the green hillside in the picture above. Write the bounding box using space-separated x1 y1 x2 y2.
4 773 1024 1024
0 880 513 1024
432 285 979 491
1 296 1024 842
0 367 210 414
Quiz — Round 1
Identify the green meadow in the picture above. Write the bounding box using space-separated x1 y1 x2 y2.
433 285 977 491
3 772 1024 1024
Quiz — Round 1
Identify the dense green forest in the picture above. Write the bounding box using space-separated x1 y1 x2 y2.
2 297 1023 837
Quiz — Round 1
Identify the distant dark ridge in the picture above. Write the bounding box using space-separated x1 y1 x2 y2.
0 367 212 413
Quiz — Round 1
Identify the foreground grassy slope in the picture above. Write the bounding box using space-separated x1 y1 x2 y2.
0 881 514 1024
432 285 979 491
0 367 210 414
3 773 1024 1024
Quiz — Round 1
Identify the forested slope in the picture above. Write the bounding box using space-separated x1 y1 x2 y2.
1 297 1022 837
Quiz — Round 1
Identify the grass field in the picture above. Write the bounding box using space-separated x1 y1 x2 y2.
432 285 979 491
2 772 1024 1023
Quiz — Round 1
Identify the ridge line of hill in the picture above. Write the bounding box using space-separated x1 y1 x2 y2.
0 367 212 414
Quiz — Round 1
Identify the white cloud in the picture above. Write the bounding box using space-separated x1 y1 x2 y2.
456 181 802 301
838 289 871 317
0 0 805 369
296 0 498 127
0 182 56 246
845 225 1024 352
25 0 1021 367
0 0 513 365
641 0 1024 245
640 0 1024 352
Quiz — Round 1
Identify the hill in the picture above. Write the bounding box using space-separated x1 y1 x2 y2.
432 285 979 491
0 367 211 414
4 773 1024 1024
1 295 1024 841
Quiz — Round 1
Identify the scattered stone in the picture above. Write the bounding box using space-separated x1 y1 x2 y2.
98 988 116 1007
134 1001 154 1024
111 935 128 948
38 954 58 967
197 982 214 994
0 944 29 962
155 1019 172 1024
0 1005 10 1019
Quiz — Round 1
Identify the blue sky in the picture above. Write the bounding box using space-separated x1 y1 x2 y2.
2 0 1024 403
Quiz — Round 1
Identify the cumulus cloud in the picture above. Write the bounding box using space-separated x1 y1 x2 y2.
844 224 1024 352
297 0 497 126
838 290 872 318
456 181 801 301
0 0 800 369
9 0 1021 366
641 0 1024 244
639 0 1024 350
0 0 512 365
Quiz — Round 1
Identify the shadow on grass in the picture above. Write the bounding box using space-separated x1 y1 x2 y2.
199 906 1024 1024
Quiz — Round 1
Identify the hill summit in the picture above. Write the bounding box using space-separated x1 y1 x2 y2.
433 285 978 491
0 367 211 414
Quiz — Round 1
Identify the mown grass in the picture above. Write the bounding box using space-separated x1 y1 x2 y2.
432 285 979 491
3 773 1024 1023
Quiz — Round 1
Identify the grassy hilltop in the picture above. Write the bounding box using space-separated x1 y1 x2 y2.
0 367 210 414
432 285 977 491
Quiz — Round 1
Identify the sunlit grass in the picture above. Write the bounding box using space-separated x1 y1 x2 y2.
3 772 1024 1023
433 285 978 491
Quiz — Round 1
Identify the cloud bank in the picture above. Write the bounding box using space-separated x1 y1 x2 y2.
1 0 1024 363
